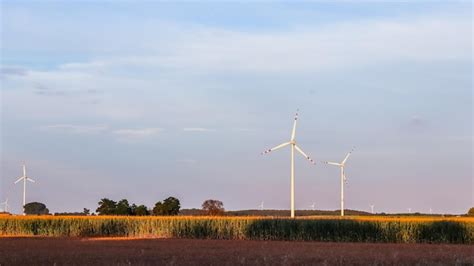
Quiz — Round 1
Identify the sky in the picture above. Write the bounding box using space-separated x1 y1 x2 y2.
0 1 472 215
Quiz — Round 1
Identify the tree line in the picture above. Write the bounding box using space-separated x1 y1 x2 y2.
95 197 225 216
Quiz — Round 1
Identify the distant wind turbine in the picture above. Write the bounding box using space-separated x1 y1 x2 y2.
258 201 264 210
324 147 355 216
0 198 9 213
370 204 375 214
408 208 412 214
310 202 316 211
429 208 433 215
261 110 316 218
14 164 36 215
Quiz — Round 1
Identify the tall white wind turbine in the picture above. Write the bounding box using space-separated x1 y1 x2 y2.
14 164 35 215
259 201 264 210
370 204 375 214
261 110 316 218
310 202 316 211
324 147 354 217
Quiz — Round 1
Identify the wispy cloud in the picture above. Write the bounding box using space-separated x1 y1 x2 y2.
40 124 108 134
1 66 27 77
183 128 215 132
233 128 255 132
39 125 163 141
112 128 163 141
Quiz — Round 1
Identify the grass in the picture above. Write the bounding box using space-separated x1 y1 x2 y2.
0 215 472 244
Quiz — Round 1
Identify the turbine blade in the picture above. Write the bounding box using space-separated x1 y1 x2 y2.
294 145 316 165
261 142 291 155
342 147 355 164
14 177 24 184
324 161 341 166
27 178 35 183
291 110 298 141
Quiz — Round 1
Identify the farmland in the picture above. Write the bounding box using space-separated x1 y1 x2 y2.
1 238 473 265
1 215 473 244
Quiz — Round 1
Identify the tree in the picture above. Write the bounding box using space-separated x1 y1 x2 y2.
202 199 224 216
83 208 90 215
153 197 180 215
153 201 165 215
468 207 474 216
96 198 117 215
116 199 132 215
133 204 149 216
24 202 49 215
163 197 180 215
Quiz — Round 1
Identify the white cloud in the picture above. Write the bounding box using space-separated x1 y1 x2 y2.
112 128 163 140
183 128 215 132
40 124 108 134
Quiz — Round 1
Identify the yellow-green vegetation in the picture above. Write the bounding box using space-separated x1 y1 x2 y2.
0 216 472 244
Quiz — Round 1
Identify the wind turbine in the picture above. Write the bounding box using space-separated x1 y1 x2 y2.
324 147 354 216
310 202 316 211
0 198 9 213
14 164 35 215
408 208 412 214
258 201 264 211
261 110 316 218
370 204 375 214
429 208 433 215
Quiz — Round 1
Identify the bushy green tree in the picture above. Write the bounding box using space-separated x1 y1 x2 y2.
96 198 117 215
133 204 149 216
24 202 49 215
153 197 180 215
116 199 132 215
97 198 151 216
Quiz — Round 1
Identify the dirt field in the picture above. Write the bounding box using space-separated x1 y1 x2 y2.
0 238 472 265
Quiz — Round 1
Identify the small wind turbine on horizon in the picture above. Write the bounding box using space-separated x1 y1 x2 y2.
1 198 9 213
408 208 412 214
14 164 36 215
324 147 355 217
429 208 433 215
258 201 264 210
310 202 316 211
370 204 375 214
261 110 316 218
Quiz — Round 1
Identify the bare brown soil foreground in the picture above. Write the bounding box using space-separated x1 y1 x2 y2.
0 237 472 266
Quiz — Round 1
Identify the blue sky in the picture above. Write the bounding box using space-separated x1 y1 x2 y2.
1 1 472 214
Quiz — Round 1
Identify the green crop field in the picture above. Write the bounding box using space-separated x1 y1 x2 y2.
0 215 473 244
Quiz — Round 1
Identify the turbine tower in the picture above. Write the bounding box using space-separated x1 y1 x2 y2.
310 202 316 211
259 201 264 211
324 147 354 216
370 204 375 214
14 164 35 215
261 110 316 218
0 198 9 213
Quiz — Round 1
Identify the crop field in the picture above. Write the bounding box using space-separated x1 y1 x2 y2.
1 215 473 244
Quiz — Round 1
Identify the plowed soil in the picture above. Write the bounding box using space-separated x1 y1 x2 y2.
0 237 472 265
